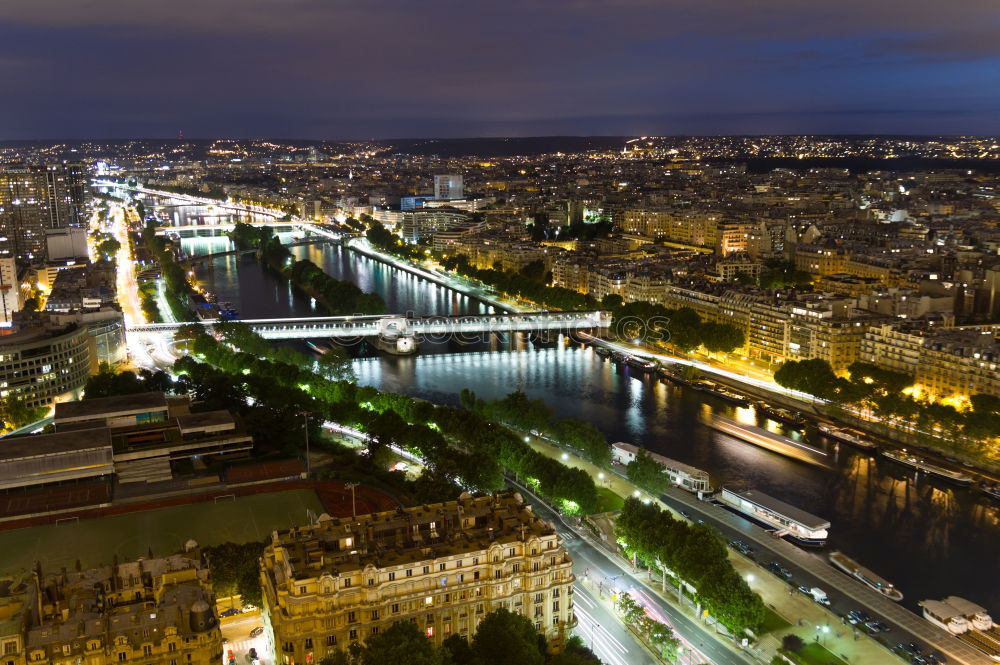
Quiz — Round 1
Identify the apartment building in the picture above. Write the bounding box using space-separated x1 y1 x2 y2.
17 552 220 665
260 493 575 663
917 330 1000 399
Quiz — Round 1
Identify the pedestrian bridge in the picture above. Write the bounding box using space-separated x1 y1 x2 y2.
126 311 611 340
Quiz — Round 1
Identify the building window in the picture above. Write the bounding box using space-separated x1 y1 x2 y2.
118 654 127 662
552 617 560 626
343 579 351 589
512 564 520 573
143 646 152 657
388 572 395 581
494 571 501 579
347 611 356 624
552 601 559 612
425 627 434 638
423 566 430 575
304 639 312 650
348 630 357 642
391 604 399 614
367 579 374 586
406 569 412 578
370 610 379 621
370 627 379 636
439 563 446 571
325 636 336 647
299 586 306 595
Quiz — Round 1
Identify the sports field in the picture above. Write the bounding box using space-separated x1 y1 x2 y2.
0 489 323 576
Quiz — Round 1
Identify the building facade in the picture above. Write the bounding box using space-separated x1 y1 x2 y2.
0 164 88 262
433 175 463 201
0 324 90 410
261 493 575 663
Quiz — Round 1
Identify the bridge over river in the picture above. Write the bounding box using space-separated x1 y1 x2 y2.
127 311 611 342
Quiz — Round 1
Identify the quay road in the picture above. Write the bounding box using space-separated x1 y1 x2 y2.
519 484 750 665
660 487 995 665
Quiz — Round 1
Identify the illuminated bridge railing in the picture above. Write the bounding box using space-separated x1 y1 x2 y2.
126 311 611 340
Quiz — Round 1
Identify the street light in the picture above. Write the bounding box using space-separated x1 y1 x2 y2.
746 574 754 583
344 482 359 518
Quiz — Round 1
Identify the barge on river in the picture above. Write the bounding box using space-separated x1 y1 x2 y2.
716 487 829 547
611 442 712 494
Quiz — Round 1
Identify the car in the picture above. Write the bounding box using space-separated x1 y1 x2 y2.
248 649 257 660
242 604 258 612
679 510 691 519
766 561 793 581
910 657 928 665
847 610 871 625
797 585 811 595
864 620 885 633
908 643 923 655
249 627 264 638
926 653 947 665
221 608 241 618
871 621 891 633
728 540 754 556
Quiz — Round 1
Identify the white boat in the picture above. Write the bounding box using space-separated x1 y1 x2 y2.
716 487 829 547
828 551 902 601
611 442 712 493
921 597 994 637
921 599 971 634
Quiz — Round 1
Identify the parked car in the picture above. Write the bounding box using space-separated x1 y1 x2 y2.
847 610 871 625
766 561 792 581
728 540 754 556
221 608 241 618
250 627 264 638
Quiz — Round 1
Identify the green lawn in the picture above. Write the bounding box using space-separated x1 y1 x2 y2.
592 486 625 514
758 607 793 634
783 643 850 665
0 489 323 576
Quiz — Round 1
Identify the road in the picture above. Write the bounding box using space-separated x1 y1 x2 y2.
658 487 995 665
520 487 754 665
220 611 269 665
111 205 144 328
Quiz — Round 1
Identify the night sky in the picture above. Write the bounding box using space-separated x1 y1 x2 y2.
2 0 998 139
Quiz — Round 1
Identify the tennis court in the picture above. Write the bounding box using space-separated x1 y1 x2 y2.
0 488 323 576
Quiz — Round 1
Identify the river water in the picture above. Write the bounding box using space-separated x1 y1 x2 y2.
164 201 1000 615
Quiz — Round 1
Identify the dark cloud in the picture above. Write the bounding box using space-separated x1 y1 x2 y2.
0 0 998 137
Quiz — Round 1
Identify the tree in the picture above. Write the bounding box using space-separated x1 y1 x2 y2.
601 294 624 310
626 448 668 495
470 609 546 665
201 541 266 606
781 634 805 654
0 395 47 430
774 359 839 400
83 363 147 399
441 634 474 665
359 622 443 665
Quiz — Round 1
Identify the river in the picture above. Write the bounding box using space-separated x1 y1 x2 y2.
162 199 1000 616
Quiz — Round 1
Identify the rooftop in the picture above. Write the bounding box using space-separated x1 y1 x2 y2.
724 487 830 530
55 392 169 424
268 492 556 580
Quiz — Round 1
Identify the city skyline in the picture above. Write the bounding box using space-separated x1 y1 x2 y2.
1 0 998 139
